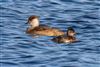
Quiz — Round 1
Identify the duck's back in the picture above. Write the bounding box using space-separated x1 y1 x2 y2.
26 26 64 36
51 36 65 43
52 36 76 43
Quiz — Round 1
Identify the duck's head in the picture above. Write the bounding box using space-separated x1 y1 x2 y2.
67 27 76 36
27 15 39 28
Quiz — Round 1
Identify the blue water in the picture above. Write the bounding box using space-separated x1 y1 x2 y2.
0 0 100 67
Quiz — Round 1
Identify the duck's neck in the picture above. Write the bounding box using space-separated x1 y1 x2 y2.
66 33 74 37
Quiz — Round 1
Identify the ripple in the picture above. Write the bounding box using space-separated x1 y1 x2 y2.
1 0 100 67
1 62 18 65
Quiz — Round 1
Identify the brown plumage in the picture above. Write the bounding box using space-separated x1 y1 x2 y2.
52 27 76 43
26 15 64 36
52 36 76 43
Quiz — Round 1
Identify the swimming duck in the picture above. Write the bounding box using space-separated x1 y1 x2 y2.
26 15 64 36
51 27 76 43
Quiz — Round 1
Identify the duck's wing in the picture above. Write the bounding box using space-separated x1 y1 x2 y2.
51 36 65 43
34 26 52 31
26 25 64 36
34 26 64 36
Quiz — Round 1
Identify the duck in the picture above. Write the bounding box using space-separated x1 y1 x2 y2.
51 27 76 43
26 15 64 36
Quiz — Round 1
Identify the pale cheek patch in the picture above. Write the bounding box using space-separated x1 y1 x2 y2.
65 40 70 43
30 19 39 27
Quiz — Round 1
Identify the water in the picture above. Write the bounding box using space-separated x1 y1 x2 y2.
0 0 100 67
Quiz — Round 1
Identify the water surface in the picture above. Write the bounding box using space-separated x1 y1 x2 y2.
0 0 100 67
